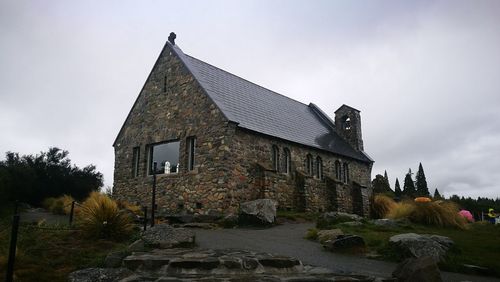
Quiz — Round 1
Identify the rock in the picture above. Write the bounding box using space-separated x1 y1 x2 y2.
104 251 128 268
462 264 493 276
219 214 239 228
239 199 277 225
389 233 454 262
127 239 146 252
123 253 172 270
392 256 442 282
68 268 133 282
318 212 362 226
168 257 220 270
141 224 195 249
257 255 301 269
317 229 344 243
324 235 366 252
372 219 398 228
175 222 218 229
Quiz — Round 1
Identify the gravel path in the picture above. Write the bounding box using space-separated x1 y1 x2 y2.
195 223 499 282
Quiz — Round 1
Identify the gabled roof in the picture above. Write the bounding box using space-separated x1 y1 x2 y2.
168 42 372 163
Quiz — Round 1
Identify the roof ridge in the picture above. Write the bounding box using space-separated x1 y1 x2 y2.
184 54 310 108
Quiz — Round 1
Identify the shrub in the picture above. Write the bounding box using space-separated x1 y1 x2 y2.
305 228 319 240
78 192 133 239
371 194 396 219
116 200 143 216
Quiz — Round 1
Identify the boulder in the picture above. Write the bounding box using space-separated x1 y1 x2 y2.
68 268 132 282
392 256 442 282
341 221 363 227
142 224 195 249
239 199 277 225
389 233 454 262
323 235 366 252
372 219 399 228
318 212 362 226
127 239 146 252
317 229 344 243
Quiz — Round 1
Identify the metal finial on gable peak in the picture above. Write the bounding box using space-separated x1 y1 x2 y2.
168 32 176 45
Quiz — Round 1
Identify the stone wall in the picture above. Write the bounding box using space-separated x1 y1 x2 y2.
230 128 373 214
113 43 236 214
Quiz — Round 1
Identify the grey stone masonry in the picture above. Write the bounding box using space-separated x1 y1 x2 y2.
113 40 373 216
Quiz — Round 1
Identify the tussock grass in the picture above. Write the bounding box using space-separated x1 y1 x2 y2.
78 192 133 239
116 199 143 216
371 194 397 219
387 200 466 229
42 195 75 215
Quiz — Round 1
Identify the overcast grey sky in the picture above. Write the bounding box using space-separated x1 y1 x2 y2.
1 0 499 198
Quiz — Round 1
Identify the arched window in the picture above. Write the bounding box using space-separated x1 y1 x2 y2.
343 162 350 183
306 154 313 176
316 156 323 179
272 145 280 172
335 160 341 180
283 148 291 174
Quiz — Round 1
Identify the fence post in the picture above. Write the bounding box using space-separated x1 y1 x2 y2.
151 162 157 227
5 203 20 282
143 206 148 231
69 201 75 226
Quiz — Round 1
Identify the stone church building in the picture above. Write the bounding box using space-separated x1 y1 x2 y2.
113 34 374 216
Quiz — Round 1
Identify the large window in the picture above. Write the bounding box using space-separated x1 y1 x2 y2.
316 156 323 179
283 148 291 174
149 141 180 175
132 147 140 178
306 154 313 176
186 137 196 171
272 145 280 172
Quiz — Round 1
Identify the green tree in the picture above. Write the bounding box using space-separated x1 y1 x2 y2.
415 162 429 197
383 170 391 191
403 168 416 197
372 174 392 195
0 147 103 206
433 188 443 199
394 178 402 198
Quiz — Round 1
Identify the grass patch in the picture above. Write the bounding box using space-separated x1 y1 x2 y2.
305 228 319 240
371 194 397 219
325 221 500 277
0 219 136 282
276 210 318 222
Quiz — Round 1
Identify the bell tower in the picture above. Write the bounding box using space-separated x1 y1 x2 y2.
334 104 364 151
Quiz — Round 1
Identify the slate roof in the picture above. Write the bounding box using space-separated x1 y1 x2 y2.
169 42 372 163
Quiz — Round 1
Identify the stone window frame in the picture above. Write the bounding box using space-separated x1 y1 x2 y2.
186 136 196 172
131 146 140 178
146 139 181 176
316 156 323 180
283 148 291 175
334 160 341 180
272 145 280 172
343 162 350 183
306 154 313 176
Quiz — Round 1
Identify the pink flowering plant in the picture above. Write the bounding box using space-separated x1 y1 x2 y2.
458 209 474 222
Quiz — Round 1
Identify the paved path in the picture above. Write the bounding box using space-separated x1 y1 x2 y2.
195 223 499 282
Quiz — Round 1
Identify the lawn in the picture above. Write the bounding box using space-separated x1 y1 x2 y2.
319 220 500 277
0 209 137 282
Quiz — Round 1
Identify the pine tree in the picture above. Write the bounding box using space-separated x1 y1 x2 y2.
394 178 402 198
415 163 429 197
383 170 391 191
433 188 442 199
403 168 416 198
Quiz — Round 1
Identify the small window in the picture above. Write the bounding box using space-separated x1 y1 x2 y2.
132 147 140 178
306 154 313 176
343 162 350 183
149 140 180 175
316 156 323 179
272 145 280 172
341 115 351 130
283 148 291 174
186 136 196 171
335 160 341 180
163 75 167 92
